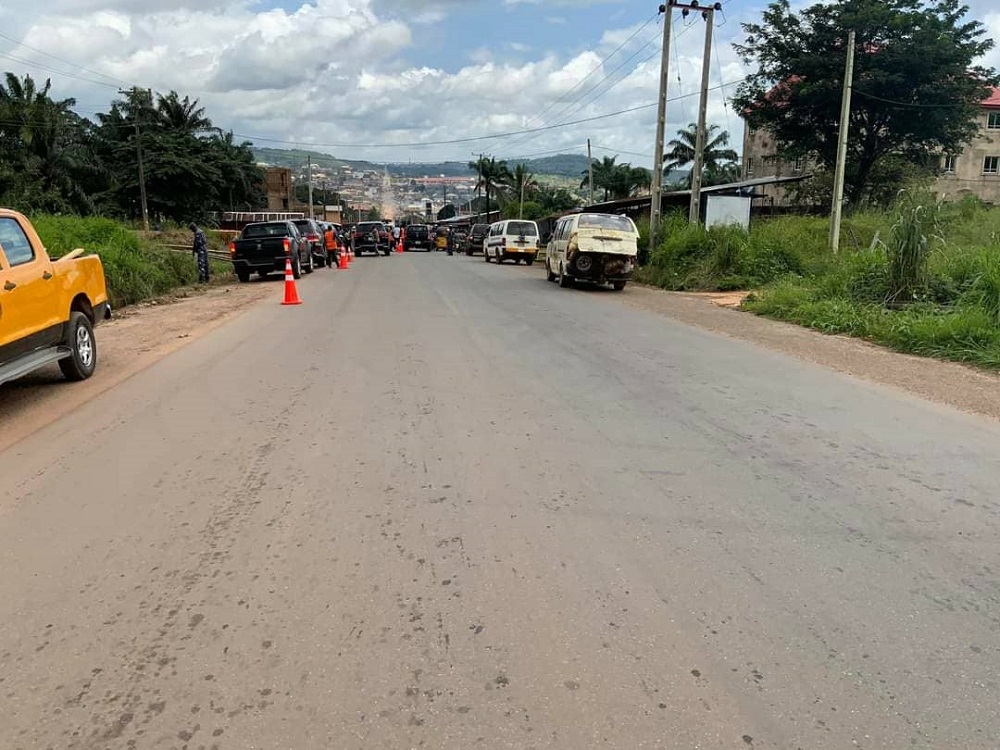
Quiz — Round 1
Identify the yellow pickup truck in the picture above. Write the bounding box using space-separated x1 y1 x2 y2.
0 209 111 386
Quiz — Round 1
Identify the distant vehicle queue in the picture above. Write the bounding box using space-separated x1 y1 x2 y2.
227 211 640 291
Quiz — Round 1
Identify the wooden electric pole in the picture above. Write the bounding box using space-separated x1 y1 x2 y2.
587 138 595 205
649 2 675 253
307 157 315 220
829 29 857 254
688 3 721 226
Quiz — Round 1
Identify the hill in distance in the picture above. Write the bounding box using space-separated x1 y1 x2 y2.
252 147 595 179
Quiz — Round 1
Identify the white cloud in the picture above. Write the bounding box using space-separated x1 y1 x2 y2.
3 0 995 168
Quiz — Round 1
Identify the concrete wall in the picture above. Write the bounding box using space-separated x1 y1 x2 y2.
934 108 1000 205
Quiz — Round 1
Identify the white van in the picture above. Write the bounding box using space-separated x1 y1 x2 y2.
484 219 540 265
545 212 639 291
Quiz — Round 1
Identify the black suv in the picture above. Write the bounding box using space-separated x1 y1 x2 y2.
352 221 390 256
292 218 330 268
404 224 431 251
465 223 490 255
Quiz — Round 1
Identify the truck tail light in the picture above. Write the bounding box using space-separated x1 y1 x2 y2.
228 242 236 255
283 238 291 254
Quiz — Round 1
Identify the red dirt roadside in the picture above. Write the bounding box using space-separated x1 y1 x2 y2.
0 282 274 453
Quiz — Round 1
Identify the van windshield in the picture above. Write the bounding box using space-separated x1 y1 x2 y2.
579 214 635 232
507 221 537 237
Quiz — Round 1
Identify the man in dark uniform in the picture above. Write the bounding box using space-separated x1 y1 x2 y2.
189 223 210 283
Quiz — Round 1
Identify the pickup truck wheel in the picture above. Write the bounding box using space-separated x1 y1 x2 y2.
484 251 490 263
526 257 535 266
304 252 315 274
258 270 270 279
292 256 302 279
236 269 251 283
613 281 627 291
546 260 557 282
59 312 97 381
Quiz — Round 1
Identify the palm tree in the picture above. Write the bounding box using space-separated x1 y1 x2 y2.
0 73 99 212
608 164 651 200
510 163 537 218
156 91 215 134
468 156 511 221
664 123 739 186
581 155 620 202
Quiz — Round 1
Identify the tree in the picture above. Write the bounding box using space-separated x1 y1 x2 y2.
664 123 739 187
582 156 650 201
468 156 511 220
734 0 998 205
155 91 215 135
608 164 651 199
580 155 619 201
0 73 104 213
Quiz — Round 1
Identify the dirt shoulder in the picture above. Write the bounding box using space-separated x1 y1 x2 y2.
0 281 274 453
623 285 1000 421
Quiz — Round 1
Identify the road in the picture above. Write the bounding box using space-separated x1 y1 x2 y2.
2 252 999 750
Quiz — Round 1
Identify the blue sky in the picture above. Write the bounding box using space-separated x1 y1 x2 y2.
0 0 997 167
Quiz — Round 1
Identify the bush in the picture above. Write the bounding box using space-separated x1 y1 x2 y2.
31 215 226 308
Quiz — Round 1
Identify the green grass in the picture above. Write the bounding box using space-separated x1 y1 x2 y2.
733 198 1000 369
32 215 230 309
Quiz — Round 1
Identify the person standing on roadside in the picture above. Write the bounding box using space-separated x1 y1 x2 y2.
189 222 210 283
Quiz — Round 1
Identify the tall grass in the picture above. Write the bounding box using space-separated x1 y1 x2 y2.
741 197 1000 369
33 215 228 308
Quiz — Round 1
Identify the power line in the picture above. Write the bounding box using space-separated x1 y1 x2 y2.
0 50 122 89
502 16 685 154
851 88 963 109
491 12 659 153
0 32 130 88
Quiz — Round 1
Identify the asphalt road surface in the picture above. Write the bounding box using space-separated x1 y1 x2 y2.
2 253 999 750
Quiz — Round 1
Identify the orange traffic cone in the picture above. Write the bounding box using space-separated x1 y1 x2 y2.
281 257 303 306
396 239 404 254
339 250 348 269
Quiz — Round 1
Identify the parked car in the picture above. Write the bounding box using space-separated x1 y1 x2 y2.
465 223 490 255
484 219 540 265
403 224 432 251
230 220 311 281
292 218 330 268
352 221 390 256
0 208 111 386
545 212 639 291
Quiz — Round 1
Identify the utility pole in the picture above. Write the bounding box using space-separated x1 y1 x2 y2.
307 157 315 220
120 87 151 231
477 153 483 221
829 29 857 254
650 2 677 254
587 138 595 205
688 3 721 225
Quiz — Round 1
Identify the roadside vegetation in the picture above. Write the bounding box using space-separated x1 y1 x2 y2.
639 197 1000 369
34 215 231 309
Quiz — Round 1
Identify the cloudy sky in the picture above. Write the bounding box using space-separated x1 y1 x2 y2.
0 0 998 167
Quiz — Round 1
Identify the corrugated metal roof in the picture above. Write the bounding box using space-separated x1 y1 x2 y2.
984 87 1000 108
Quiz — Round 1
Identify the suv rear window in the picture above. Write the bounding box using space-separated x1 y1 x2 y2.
506 221 538 237
242 223 290 238
579 214 635 232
